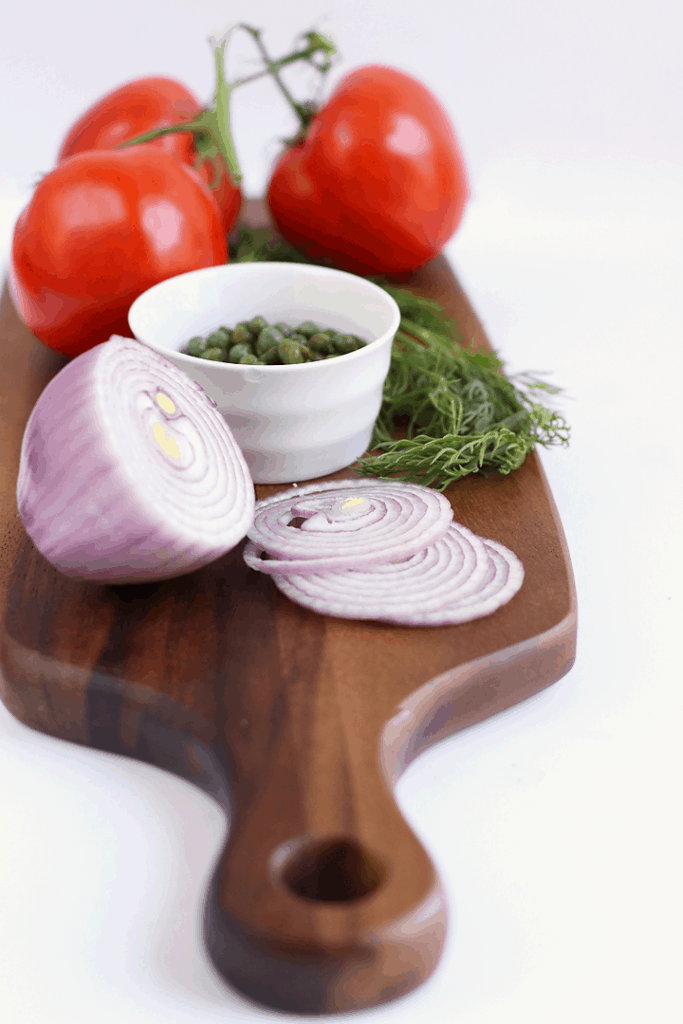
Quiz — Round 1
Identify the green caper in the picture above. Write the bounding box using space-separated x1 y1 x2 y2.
333 334 365 354
232 323 254 345
184 316 371 365
278 339 306 364
227 342 253 362
294 321 320 338
187 336 207 357
260 346 281 364
239 353 262 365
255 326 284 356
307 332 334 354
202 346 226 361
207 329 230 349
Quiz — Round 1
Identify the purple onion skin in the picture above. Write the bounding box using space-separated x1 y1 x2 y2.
16 337 255 584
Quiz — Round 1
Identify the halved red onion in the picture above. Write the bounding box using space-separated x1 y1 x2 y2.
265 526 524 626
17 335 255 583
244 479 454 575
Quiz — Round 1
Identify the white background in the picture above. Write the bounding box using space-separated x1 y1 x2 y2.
1 2 682 1022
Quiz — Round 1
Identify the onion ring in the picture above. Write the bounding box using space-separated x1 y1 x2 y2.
267 525 524 625
244 479 454 574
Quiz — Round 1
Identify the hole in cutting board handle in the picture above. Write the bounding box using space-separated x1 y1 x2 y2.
280 837 384 903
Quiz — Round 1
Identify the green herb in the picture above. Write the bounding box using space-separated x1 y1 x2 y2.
229 227 315 266
229 228 570 489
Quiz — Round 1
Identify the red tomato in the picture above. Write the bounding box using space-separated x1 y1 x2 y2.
267 65 469 277
58 77 241 234
10 148 228 357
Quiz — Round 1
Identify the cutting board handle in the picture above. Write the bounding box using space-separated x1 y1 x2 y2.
206 696 448 1014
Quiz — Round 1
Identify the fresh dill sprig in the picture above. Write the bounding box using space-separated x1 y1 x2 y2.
229 227 570 489
230 226 315 265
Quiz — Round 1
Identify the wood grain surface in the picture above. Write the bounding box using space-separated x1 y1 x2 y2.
0 203 576 1014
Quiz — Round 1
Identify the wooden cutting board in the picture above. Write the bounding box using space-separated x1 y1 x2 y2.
0 203 576 1015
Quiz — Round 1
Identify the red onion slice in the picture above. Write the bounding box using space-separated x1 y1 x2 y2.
266 527 524 626
17 336 254 583
245 479 454 574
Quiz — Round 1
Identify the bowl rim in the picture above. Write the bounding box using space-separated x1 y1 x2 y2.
128 261 401 374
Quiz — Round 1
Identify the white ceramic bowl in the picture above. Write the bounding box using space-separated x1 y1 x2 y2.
128 262 401 483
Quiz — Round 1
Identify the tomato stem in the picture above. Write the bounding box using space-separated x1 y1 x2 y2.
211 38 241 184
242 27 335 139
118 25 336 179
119 30 242 185
240 27 310 130
233 29 335 91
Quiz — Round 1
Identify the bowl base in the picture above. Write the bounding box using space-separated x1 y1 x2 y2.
241 426 373 484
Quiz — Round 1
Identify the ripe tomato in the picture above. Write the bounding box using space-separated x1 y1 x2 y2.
267 65 469 277
58 77 241 234
10 148 228 357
